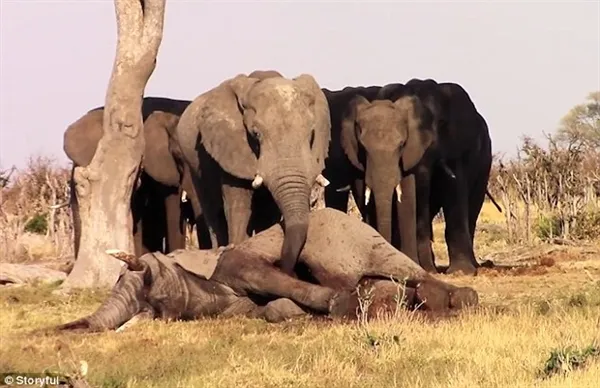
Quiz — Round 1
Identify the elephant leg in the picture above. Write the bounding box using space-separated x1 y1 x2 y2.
191 172 227 247
467 172 488 245
69 167 82 259
214 249 340 314
164 187 185 253
221 174 253 244
141 176 167 253
181 173 212 249
396 174 418 262
415 168 437 273
351 178 369 221
131 192 144 258
442 164 478 275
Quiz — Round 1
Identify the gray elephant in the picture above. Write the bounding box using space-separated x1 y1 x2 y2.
62 97 211 258
340 79 497 275
48 208 479 333
175 70 332 274
321 86 382 217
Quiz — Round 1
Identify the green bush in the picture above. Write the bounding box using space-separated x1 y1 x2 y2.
24 213 48 235
535 208 600 241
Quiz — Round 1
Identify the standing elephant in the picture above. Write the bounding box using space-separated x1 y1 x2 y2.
63 97 211 259
342 78 494 275
321 86 381 216
175 71 332 274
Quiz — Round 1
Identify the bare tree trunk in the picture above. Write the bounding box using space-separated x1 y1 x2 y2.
61 0 166 290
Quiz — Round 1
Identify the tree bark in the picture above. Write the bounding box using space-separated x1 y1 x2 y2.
61 0 166 290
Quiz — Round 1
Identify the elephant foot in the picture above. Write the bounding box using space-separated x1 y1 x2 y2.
328 291 360 320
420 261 439 274
446 261 478 276
449 287 479 309
263 298 308 323
414 280 450 311
414 280 479 312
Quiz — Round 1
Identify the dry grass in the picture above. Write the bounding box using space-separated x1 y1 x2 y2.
0 157 73 262
1 253 599 388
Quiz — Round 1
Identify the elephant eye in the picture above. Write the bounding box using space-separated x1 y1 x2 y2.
251 128 261 140
309 129 315 148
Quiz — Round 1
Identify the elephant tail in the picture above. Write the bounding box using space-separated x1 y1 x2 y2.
486 189 502 213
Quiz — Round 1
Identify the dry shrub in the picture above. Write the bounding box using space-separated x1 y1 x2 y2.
0 156 73 262
492 135 600 244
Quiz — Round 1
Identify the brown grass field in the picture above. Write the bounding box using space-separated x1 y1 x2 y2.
1 198 600 388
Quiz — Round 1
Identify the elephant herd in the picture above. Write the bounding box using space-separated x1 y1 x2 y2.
63 70 499 282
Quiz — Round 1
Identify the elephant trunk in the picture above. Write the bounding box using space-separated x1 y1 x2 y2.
365 155 402 244
68 270 146 331
265 166 311 274
69 166 81 259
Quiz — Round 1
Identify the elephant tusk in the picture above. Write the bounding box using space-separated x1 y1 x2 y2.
49 201 69 209
316 174 330 187
395 184 403 203
442 164 456 179
252 174 264 189
365 186 371 205
336 185 351 193
181 190 188 203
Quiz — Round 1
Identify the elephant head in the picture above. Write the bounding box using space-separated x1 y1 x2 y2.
176 72 331 273
340 95 433 243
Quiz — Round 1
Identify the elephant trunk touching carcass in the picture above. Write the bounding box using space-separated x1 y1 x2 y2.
261 160 313 274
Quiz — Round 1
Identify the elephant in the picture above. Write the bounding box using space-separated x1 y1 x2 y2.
48 208 479 333
321 86 382 217
62 97 211 259
175 70 332 275
340 78 495 275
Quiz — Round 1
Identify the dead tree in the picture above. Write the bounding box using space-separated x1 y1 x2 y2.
61 0 166 289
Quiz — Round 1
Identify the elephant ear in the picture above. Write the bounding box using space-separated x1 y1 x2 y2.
143 111 181 187
340 95 370 172
197 74 260 180
293 74 331 173
63 109 104 167
394 96 433 172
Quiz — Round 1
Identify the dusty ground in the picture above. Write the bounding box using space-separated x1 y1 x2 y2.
1 201 599 388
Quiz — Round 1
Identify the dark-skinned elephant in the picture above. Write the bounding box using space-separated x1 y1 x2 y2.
175 70 332 275
63 97 211 259
340 78 495 275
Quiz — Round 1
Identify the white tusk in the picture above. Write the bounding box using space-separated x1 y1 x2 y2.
181 190 188 203
315 174 330 187
395 184 403 203
252 174 264 189
49 201 69 209
336 185 351 193
365 186 371 205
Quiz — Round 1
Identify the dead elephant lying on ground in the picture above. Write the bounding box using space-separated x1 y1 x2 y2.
51 208 478 333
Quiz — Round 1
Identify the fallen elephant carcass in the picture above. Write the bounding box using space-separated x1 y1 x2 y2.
45 208 479 333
